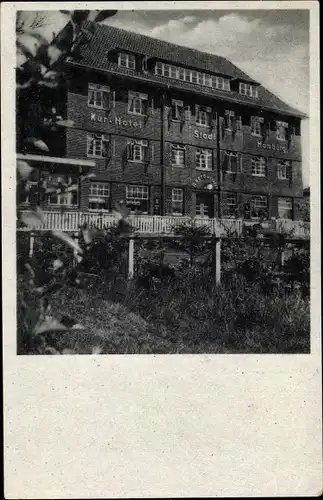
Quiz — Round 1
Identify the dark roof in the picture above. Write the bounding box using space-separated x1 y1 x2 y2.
66 21 306 119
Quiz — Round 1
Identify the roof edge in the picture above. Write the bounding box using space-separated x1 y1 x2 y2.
66 60 308 119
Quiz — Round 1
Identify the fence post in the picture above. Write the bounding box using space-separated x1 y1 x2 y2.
73 232 79 267
29 232 35 258
128 237 134 279
215 237 221 285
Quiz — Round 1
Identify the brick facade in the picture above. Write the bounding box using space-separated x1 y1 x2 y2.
18 25 304 221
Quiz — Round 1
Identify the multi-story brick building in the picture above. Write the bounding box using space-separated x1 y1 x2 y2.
17 21 306 226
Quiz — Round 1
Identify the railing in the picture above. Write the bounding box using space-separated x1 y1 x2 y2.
17 211 309 238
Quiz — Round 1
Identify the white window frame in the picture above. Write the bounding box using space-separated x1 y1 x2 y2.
128 91 148 116
154 62 230 91
252 156 266 177
171 99 184 121
224 193 237 218
276 120 288 141
239 82 259 98
196 148 213 170
171 144 186 167
277 160 291 180
196 105 211 127
171 188 184 215
278 197 293 219
118 52 136 70
224 151 242 173
89 182 110 211
88 83 110 109
250 116 264 136
251 195 268 219
47 174 78 207
126 185 149 214
225 110 235 130
127 139 148 162
87 133 109 158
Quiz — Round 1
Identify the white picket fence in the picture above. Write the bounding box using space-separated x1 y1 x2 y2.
17 211 309 238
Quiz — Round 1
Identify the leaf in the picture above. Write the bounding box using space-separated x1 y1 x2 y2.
81 223 101 244
20 207 44 228
34 317 67 335
92 345 103 355
38 80 59 88
80 172 96 182
16 35 39 58
62 348 76 355
25 137 49 152
52 259 64 271
52 230 83 254
56 119 74 128
59 10 71 15
17 160 33 180
94 10 118 23
47 44 63 66
113 201 130 220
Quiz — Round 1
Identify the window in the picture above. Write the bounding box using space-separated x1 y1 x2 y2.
172 188 184 215
89 182 110 211
251 116 264 136
118 52 136 70
224 151 242 173
251 196 268 219
128 91 148 115
196 105 211 127
171 144 186 166
277 160 291 180
239 82 259 98
171 99 184 121
47 174 78 207
127 139 148 162
154 62 230 90
87 133 109 158
88 83 110 109
225 110 235 130
212 75 231 91
196 149 213 170
278 197 293 219
252 156 266 176
126 185 149 214
223 193 237 218
276 120 288 140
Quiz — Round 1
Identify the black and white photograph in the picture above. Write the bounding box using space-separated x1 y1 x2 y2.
15 6 312 355
2 2 321 499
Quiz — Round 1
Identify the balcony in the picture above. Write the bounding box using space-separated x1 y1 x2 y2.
17 211 310 239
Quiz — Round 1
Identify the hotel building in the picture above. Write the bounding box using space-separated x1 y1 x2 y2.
17 21 306 229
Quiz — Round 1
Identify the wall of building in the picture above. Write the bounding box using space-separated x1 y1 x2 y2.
22 67 302 220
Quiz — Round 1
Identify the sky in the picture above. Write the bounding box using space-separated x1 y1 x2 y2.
20 9 310 186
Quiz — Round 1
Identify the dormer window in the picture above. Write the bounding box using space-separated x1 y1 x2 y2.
211 76 231 91
239 82 259 98
118 52 136 70
88 83 110 109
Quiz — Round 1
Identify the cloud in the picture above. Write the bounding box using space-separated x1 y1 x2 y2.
108 12 309 185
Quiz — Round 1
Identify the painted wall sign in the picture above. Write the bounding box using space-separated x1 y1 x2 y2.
194 130 216 141
192 173 217 189
90 113 143 129
257 141 286 153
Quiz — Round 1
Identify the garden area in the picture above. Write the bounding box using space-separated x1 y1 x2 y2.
17 222 310 355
